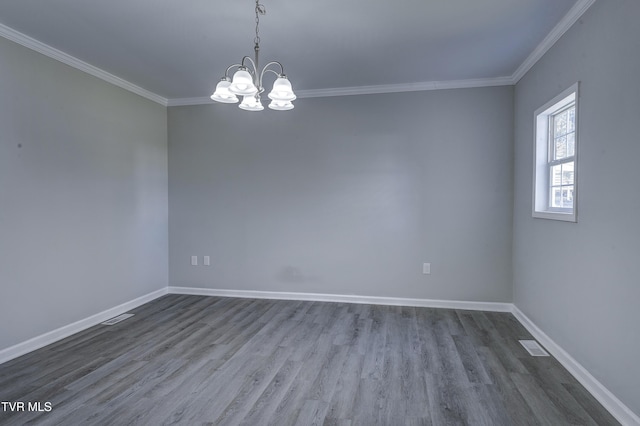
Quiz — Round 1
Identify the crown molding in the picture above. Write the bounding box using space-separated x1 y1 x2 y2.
167 97 215 107
0 23 168 106
293 77 516 98
0 1 596 106
167 77 515 107
512 0 596 83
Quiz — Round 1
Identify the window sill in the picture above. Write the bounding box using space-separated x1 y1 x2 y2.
532 210 577 222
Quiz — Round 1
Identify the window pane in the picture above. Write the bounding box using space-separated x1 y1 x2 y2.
567 107 576 132
562 161 574 185
550 161 574 209
562 185 574 207
551 187 563 208
551 164 563 186
567 133 575 157
550 185 574 209
554 136 567 159
554 110 567 136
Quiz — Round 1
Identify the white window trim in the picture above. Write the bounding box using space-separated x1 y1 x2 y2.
532 82 579 222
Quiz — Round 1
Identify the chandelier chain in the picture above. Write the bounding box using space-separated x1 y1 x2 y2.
254 0 266 47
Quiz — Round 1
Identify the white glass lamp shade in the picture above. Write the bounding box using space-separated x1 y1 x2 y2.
268 99 294 111
210 79 239 103
268 77 296 101
229 69 258 95
239 95 264 111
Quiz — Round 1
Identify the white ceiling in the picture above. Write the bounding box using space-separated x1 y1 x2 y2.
0 0 583 103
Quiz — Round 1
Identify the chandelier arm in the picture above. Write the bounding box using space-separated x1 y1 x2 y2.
240 56 258 75
258 61 285 88
259 68 281 87
262 61 285 75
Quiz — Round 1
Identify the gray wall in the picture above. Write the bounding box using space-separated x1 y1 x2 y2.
0 37 168 350
168 87 513 302
513 0 640 415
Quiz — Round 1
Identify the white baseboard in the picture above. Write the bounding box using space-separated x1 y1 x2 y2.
0 287 168 365
511 306 640 426
167 286 513 312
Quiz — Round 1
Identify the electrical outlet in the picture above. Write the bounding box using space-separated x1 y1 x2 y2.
204 256 211 266
422 263 431 274
191 256 198 266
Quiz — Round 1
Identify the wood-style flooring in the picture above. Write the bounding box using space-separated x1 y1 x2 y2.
0 295 619 425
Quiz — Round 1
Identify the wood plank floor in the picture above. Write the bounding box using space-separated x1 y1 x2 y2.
0 295 619 425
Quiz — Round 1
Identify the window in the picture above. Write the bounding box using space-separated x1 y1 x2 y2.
533 83 579 222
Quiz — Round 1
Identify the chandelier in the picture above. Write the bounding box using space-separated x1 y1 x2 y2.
210 0 296 111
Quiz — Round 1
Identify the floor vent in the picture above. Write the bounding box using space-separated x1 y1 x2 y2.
519 339 549 356
101 314 134 326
